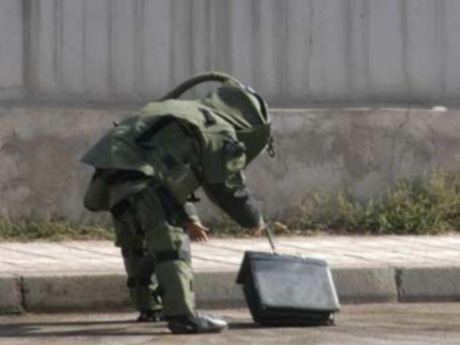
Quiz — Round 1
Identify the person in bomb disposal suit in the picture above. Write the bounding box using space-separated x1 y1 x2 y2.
81 72 274 334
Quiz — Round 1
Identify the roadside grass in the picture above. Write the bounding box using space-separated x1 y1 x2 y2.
280 169 460 235
212 169 460 237
0 170 459 241
0 216 113 242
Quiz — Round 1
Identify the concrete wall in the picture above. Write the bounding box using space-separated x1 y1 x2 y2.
0 0 23 100
1 105 459 222
1 0 460 105
1 1 459 222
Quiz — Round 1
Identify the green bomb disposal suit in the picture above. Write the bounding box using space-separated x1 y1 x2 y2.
81 73 272 320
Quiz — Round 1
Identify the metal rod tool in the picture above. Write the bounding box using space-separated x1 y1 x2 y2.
263 223 278 255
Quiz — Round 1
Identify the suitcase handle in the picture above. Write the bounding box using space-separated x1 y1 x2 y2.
263 224 278 255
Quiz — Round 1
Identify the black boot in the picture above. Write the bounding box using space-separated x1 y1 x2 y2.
167 313 228 334
136 309 164 322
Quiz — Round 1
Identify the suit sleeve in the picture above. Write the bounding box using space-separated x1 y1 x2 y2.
183 202 201 224
203 174 263 228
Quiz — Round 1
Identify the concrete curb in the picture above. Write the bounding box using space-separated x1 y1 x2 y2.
331 267 398 303
396 267 460 302
1 266 459 314
0 274 22 314
22 272 130 312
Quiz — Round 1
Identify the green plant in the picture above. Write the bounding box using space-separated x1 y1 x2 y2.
1 169 460 241
281 170 460 235
0 215 113 242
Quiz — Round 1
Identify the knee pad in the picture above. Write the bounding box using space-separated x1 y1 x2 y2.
155 234 191 264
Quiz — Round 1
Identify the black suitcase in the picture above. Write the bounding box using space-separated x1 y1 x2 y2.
236 227 340 326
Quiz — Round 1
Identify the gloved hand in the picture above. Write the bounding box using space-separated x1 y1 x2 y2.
247 217 265 237
247 226 263 237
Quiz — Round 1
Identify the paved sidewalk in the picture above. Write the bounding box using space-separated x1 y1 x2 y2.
0 235 459 313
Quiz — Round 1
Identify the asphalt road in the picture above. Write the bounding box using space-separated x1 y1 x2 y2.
0 303 459 345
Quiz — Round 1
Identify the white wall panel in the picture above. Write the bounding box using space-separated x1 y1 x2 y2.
2 0 460 105
0 0 23 100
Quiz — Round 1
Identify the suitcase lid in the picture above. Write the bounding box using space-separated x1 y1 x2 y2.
236 251 329 284
236 251 340 312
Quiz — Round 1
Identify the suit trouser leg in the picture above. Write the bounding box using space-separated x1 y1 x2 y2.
119 188 196 319
113 216 162 312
